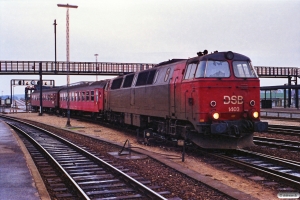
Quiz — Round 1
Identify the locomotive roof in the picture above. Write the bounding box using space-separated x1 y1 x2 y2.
155 51 250 67
188 51 251 63
60 80 108 91
32 86 64 94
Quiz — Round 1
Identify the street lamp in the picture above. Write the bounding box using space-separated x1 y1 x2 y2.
57 3 78 127
12 86 15 108
94 54 98 81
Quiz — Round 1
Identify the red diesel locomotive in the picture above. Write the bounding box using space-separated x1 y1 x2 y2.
31 51 268 149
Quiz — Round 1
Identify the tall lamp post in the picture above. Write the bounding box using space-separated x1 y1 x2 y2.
94 53 98 81
57 3 78 127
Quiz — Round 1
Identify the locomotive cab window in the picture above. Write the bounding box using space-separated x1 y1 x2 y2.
233 61 258 78
195 61 206 78
184 63 197 79
205 61 230 78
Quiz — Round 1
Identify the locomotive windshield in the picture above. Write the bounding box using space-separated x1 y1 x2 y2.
185 59 258 79
233 61 258 78
194 60 230 78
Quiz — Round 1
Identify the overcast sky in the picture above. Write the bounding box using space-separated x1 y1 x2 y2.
1 0 300 95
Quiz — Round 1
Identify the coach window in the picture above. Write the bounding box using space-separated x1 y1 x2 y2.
195 61 206 78
86 91 90 101
82 92 85 101
91 91 94 101
164 68 171 82
136 71 149 86
111 78 123 89
122 74 135 88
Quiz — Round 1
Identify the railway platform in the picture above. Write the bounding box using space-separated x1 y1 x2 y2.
261 107 300 119
0 120 49 200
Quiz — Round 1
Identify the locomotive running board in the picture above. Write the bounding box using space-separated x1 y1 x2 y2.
188 133 255 149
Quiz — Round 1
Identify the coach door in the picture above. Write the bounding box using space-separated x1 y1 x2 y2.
169 67 182 117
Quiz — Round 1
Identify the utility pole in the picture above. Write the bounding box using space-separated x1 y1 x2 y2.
57 3 78 127
94 54 98 81
53 19 57 73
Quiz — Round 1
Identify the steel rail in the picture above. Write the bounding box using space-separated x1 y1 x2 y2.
253 136 300 151
2 115 167 200
203 149 300 189
267 124 300 137
7 122 90 199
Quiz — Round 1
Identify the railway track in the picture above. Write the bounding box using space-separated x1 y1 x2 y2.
2 116 174 199
206 149 300 190
268 124 300 137
253 136 300 151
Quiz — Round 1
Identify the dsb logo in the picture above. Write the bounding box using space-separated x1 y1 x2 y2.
224 95 243 104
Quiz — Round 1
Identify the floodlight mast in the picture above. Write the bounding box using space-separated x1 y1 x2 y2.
57 3 78 127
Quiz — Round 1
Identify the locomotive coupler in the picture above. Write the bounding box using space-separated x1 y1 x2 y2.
231 125 241 137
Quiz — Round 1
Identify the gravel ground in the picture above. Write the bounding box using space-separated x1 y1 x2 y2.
7 112 280 199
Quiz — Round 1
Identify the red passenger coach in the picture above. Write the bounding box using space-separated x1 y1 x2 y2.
59 81 107 116
31 87 62 113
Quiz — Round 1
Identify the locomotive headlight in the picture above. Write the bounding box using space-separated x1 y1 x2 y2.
212 112 220 120
249 110 259 119
252 111 259 118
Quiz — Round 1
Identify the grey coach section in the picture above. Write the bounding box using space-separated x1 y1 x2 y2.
0 61 156 75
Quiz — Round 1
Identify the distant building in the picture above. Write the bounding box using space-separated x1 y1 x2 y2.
260 89 300 107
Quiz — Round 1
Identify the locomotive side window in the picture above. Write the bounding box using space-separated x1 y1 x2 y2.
122 74 134 88
233 61 258 78
205 61 230 77
164 68 171 82
111 78 123 90
132 74 138 86
146 70 156 85
153 70 159 83
136 71 149 86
